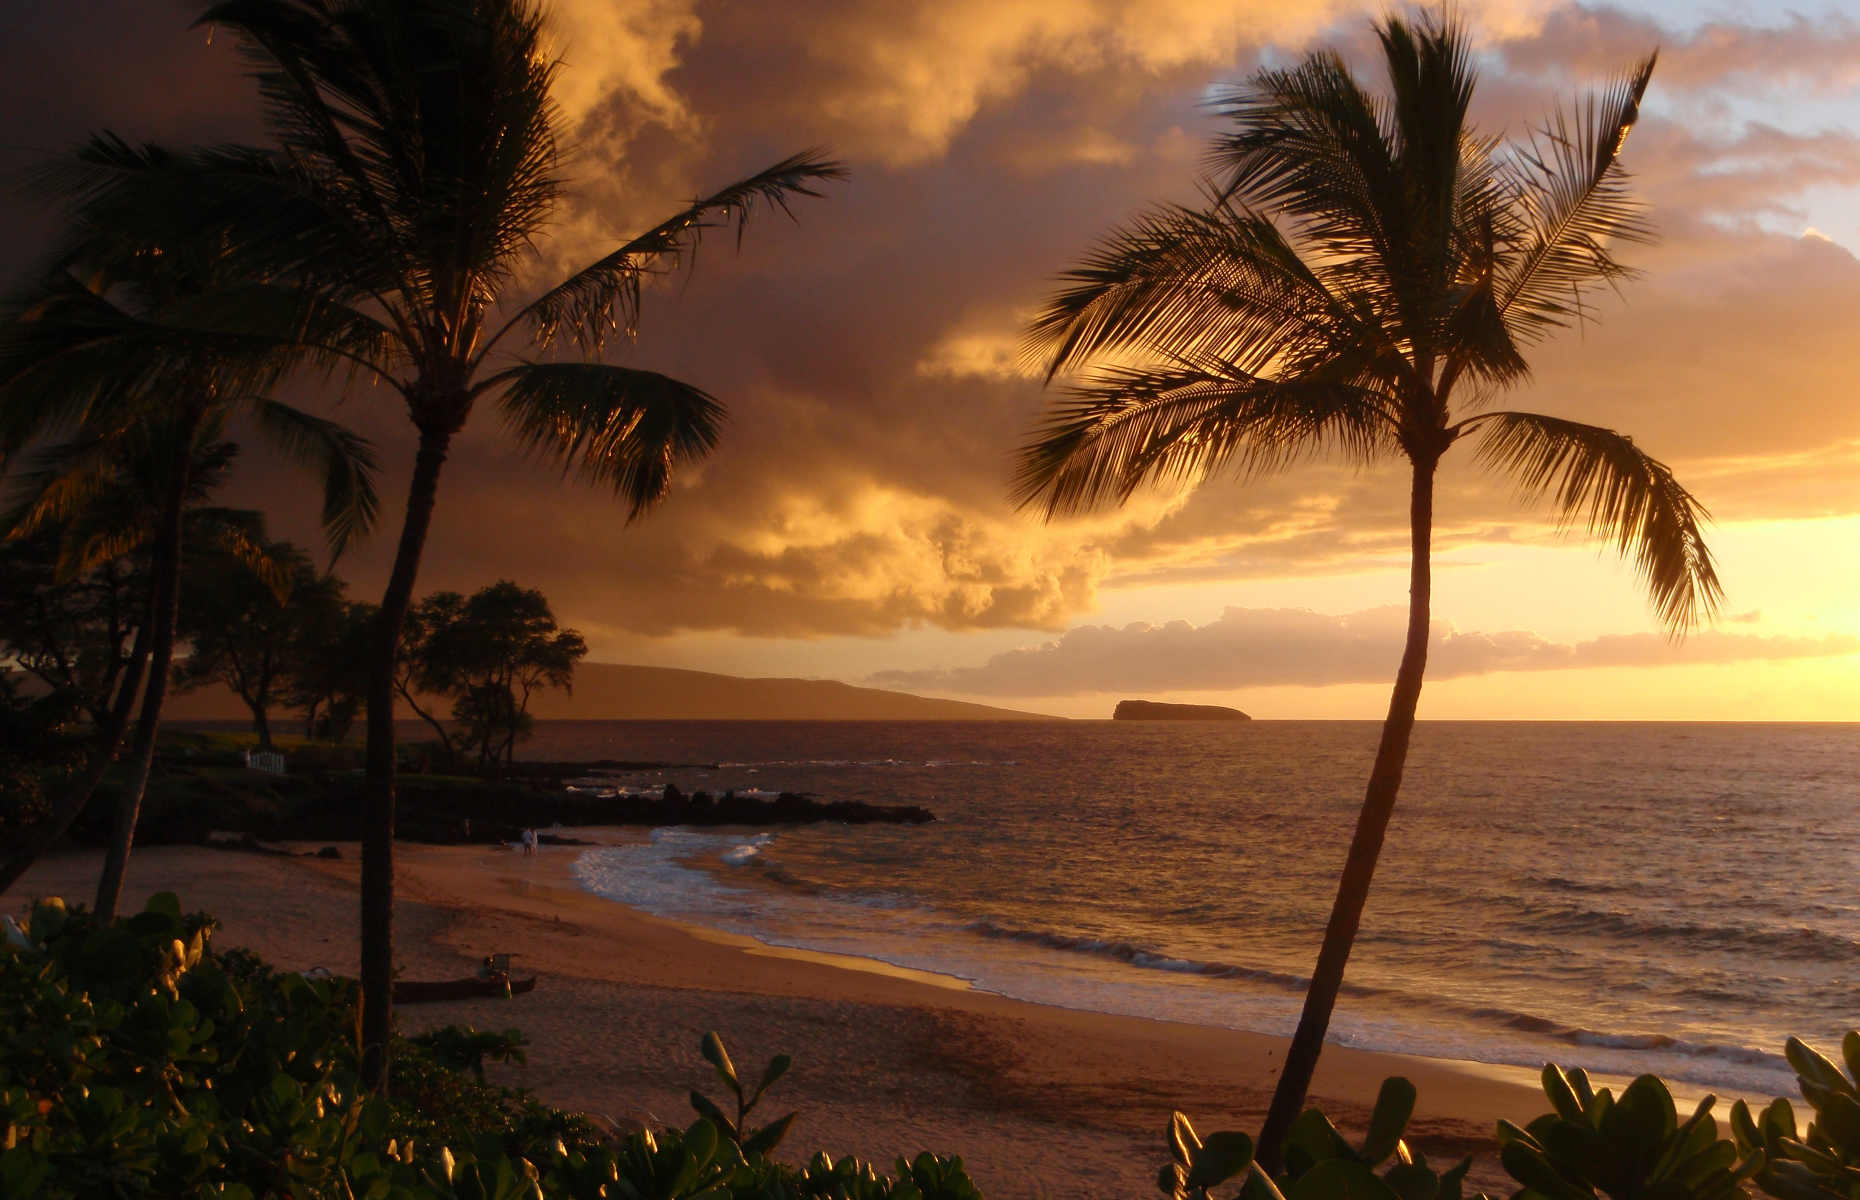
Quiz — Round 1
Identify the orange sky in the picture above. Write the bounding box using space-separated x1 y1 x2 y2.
4 0 1859 719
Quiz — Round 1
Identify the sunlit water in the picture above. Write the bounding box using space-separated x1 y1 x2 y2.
515 719 1856 1096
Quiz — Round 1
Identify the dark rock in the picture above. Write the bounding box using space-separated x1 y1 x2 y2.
316 846 342 859
149 757 934 847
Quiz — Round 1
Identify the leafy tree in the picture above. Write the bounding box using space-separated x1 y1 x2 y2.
282 597 377 742
37 0 844 1084
417 580 586 765
1016 13 1718 1167
393 590 468 759
0 256 377 919
173 537 346 747
0 529 150 732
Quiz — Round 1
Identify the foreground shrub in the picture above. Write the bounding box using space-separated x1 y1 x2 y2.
1732 1035 1860 1200
1498 1068 1758 1200
0 895 980 1199
1162 1075 1476 1200
1165 1061 1778 1200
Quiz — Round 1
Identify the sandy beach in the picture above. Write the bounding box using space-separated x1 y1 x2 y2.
13 841 1562 1198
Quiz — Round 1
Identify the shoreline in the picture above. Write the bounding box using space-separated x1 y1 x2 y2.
8 842 1741 1198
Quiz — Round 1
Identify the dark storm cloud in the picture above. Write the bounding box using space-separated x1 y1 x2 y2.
6 1 1860 648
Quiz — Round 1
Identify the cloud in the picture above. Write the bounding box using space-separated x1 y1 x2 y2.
12 0 1860 655
870 607 1860 695
669 0 1369 168
545 0 702 137
267 3 1860 648
1497 8 1860 96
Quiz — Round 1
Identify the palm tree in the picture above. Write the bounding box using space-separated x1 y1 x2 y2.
45 0 844 1087
0 337 376 918
1016 13 1718 1166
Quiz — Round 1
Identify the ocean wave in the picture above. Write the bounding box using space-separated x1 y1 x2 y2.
1514 902 1860 964
1526 874 1657 898
1462 1005 1781 1070
721 835 771 866
572 840 1798 1096
963 919 1326 993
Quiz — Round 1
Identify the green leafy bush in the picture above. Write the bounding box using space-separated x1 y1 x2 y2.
690 1031 797 1158
1498 1067 1758 1200
0 895 982 1199
1162 1076 1474 1200
1731 1035 1860 1200
1163 1062 1780 1200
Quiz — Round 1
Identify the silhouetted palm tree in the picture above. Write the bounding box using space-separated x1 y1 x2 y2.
45 0 843 1086
1017 14 1717 1166
0 268 377 916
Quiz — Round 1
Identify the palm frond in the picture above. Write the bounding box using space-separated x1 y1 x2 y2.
0 266 334 459
506 151 847 355
37 133 390 310
162 284 403 385
1492 53 1657 344
1468 410 1719 634
253 399 381 561
1379 13 1476 280
193 512 295 601
1 433 121 541
1013 358 1392 518
1206 51 1399 277
0 275 195 452
199 0 426 297
489 361 724 520
1024 194 1367 383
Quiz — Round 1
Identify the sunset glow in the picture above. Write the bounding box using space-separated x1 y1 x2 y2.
6 0 1859 721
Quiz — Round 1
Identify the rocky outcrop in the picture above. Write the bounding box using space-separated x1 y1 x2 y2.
256 776 933 845
1112 700 1251 721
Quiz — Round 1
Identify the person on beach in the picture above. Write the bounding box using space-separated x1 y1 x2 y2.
521 828 537 856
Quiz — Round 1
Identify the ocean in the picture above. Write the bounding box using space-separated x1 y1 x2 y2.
525 719 1855 1099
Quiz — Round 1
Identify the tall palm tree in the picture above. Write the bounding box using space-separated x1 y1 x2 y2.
0 278 377 916
45 0 844 1087
1017 14 1718 1166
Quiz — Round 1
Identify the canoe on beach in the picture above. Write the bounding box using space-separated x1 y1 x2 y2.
392 975 537 1004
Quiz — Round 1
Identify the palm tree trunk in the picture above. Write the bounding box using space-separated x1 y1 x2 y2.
1256 454 1436 1171
360 427 452 1092
94 436 195 922
0 620 152 898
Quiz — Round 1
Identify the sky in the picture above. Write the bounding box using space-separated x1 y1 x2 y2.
4 0 1860 720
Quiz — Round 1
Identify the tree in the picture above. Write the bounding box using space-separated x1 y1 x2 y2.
0 529 150 733
41 0 843 1086
282 598 376 742
174 537 345 747
393 591 467 760
1016 13 1718 1167
415 580 586 765
0 257 378 918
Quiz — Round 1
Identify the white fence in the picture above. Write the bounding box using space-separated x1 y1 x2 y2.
243 749 287 775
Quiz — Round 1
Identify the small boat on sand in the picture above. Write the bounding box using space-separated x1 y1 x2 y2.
392 975 537 1004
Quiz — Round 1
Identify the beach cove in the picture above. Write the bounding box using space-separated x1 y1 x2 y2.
15 841 1563 1198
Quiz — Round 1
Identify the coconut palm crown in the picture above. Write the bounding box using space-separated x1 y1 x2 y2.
1016 12 1718 1167
31 0 844 1089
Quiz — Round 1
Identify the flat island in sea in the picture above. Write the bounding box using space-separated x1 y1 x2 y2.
1113 699 1252 720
